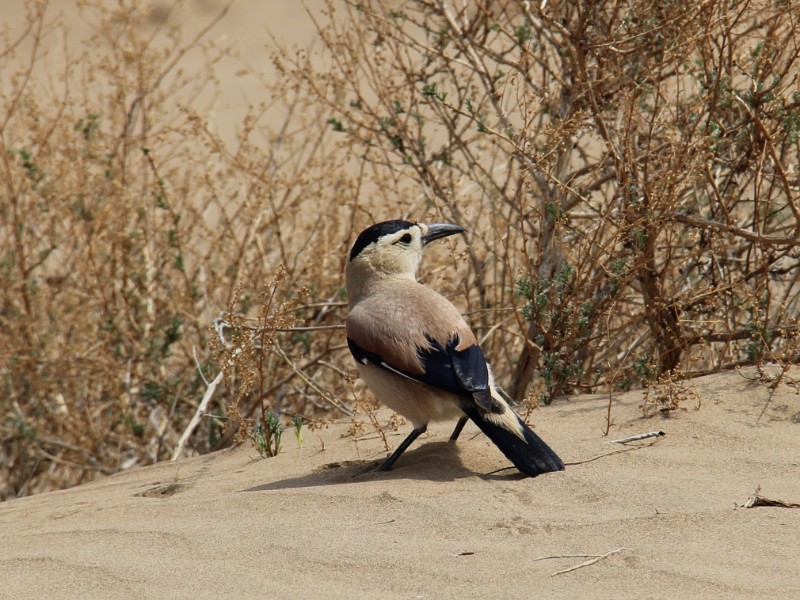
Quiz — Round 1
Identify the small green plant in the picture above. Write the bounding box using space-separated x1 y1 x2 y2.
250 423 269 457
516 263 603 403
293 416 305 448
250 413 283 459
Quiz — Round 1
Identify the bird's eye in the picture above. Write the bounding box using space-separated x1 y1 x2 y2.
398 233 413 244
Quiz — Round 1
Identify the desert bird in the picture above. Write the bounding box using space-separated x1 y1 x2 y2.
345 219 564 476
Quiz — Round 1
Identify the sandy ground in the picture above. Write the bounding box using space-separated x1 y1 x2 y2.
2 368 799 599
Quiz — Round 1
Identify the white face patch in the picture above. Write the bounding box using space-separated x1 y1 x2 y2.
354 225 424 278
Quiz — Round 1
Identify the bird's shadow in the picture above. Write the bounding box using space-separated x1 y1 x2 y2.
243 440 526 493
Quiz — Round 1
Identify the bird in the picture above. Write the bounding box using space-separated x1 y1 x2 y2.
344 219 564 477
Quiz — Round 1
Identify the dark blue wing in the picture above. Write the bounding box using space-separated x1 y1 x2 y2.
347 336 494 412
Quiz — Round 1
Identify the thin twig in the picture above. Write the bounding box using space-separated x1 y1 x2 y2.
610 430 665 444
274 325 345 332
533 553 605 562
272 343 353 416
214 314 344 334
566 438 661 466
192 345 210 386
171 371 223 461
550 548 627 576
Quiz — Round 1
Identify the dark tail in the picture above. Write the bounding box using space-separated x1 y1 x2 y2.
460 404 564 477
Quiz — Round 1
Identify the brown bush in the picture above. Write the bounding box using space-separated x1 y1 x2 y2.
2 0 799 499
0 1 354 499
278 0 799 401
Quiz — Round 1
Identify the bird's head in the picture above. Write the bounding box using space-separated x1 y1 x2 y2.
345 220 464 301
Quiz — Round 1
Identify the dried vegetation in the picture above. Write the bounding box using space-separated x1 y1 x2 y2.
2 0 799 499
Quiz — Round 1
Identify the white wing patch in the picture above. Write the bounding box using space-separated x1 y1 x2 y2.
380 361 419 382
358 355 418 383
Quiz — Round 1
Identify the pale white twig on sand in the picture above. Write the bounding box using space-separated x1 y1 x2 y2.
540 547 627 577
610 430 665 444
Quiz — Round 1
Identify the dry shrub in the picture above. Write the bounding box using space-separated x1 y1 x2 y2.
2 0 800 499
0 1 354 499
640 370 702 418
276 0 800 406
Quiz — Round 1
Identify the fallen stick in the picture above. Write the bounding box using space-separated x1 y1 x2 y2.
743 486 800 509
532 553 604 562
610 430 665 444
565 446 639 466
550 547 627 577
566 436 662 466
171 371 223 461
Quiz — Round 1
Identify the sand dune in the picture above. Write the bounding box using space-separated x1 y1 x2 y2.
2 368 799 599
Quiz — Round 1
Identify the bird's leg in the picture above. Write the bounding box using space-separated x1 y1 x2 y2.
449 416 469 442
377 425 427 471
